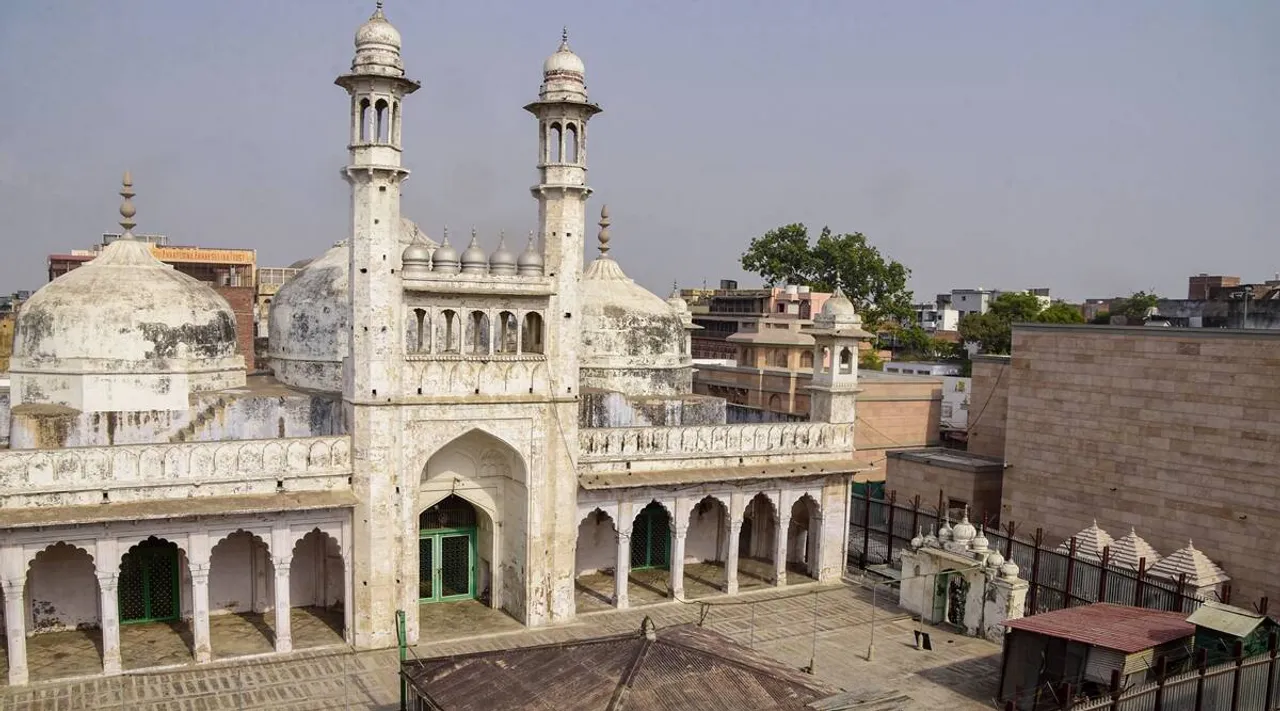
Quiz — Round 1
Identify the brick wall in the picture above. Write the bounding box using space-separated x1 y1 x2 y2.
1000 324 1280 603
885 450 1004 523
213 286 257 372
967 355 1011 458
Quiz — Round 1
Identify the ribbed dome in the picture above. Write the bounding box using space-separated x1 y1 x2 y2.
269 218 433 391
579 206 692 397
488 232 517 276
516 232 544 275
432 229 460 274
460 230 487 274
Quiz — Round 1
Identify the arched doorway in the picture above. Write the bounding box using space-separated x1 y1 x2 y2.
419 495 479 603
630 502 671 570
119 537 181 624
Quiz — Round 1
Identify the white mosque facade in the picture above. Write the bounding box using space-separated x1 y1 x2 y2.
0 6 869 685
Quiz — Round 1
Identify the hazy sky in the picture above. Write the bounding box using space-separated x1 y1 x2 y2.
1 1 1276 303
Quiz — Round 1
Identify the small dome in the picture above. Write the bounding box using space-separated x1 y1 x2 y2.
432 229 460 274
543 29 585 77
969 525 990 553
517 232 544 275
819 288 857 319
460 229 488 274
938 517 953 541
910 527 924 550
986 551 1005 569
489 232 517 276
952 508 977 544
401 241 432 279
1000 560 1020 580
351 2 405 75
667 285 689 313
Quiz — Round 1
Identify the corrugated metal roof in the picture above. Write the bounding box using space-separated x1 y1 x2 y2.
403 622 839 710
1185 601 1266 638
1003 603 1194 654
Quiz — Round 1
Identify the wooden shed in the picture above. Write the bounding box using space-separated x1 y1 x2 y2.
998 603 1195 710
1186 601 1279 666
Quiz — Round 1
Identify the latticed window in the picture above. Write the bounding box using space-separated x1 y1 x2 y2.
420 495 478 530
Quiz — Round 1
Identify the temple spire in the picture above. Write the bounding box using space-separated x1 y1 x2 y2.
118 171 137 237
597 205 611 257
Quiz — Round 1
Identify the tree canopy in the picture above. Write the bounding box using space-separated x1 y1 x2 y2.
958 292 1085 354
740 224 913 329
1112 291 1160 321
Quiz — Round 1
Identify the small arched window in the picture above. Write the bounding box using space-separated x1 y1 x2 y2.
820 347 831 373
839 347 854 374
413 308 428 352
469 311 491 355
391 101 399 145
522 312 544 354
375 99 389 143
439 309 460 353
800 350 814 369
497 311 518 354
768 394 782 412
359 99 372 142
549 123 563 162
565 123 579 163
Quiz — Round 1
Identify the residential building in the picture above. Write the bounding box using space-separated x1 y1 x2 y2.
0 11 865 687
1188 273 1240 300
967 324 1280 604
684 283 831 360
1156 280 1280 330
950 287 1053 319
0 292 30 373
913 295 960 333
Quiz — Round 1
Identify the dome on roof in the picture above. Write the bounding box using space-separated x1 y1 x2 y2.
543 30 585 77
517 232 544 275
268 218 434 391
1056 521 1114 562
819 289 857 319
460 230 487 274
952 509 977 544
579 206 693 396
10 173 244 412
489 232 517 276
350 2 405 76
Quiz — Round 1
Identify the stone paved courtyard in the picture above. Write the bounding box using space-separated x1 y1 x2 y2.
1 577 1005 710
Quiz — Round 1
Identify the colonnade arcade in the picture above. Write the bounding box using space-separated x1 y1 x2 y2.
0 512 350 685
574 486 826 609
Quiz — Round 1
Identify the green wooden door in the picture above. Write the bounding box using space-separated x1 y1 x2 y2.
418 529 476 603
119 538 181 624
630 502 671 570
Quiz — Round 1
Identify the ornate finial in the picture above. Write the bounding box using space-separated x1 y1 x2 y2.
118 171 137 237
441 225 450 245
561 26 569 48
597 204 611 256
373 1 385 18
470 226 479 244
498 229 507 246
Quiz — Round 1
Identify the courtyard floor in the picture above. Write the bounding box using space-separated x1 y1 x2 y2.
0 575 1005 710
574 557 818 613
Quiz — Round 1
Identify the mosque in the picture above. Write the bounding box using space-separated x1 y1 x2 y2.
0 4 869 685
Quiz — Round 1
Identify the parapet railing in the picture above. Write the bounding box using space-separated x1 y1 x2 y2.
578 422 853 465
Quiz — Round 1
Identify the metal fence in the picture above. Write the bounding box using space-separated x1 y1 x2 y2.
847 490 1235 618
1004 637 1280 711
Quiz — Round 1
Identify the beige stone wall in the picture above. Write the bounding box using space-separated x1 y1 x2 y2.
968 355 1011 458
1001 325 1280 603
885 454 1003 522
852 376 942 482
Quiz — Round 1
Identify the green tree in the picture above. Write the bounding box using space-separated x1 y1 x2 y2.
957 291 1047 354
740 224 913 329
1036 303 1086 324
1113 291 1159 321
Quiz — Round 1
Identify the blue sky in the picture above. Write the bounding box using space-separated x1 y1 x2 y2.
1 1 1276 302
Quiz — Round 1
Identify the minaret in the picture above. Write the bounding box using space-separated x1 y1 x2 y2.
805 289 873 424
525 29 602 395
334 2 420 649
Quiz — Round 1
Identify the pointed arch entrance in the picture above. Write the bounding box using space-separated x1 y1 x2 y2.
119 537 181 624
418 495 479 603
630 502 671 570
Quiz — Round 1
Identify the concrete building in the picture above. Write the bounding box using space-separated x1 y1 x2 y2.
1188 273 1240 300
914 295 960 333
967 324 1280 605
950 287 1052 318
0 8 867 687
684 284 831 361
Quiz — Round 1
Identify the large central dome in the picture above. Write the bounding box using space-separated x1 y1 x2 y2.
268 217 435 392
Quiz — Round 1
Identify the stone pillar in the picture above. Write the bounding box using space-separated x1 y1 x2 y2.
95 571 122 674
1 577 28 685
273 556 293 653
670 527 687 599
725 518 742 595
190 564 212 663
614 530 631 609
982 568 1030 643
774 514 791 586
809 515 824 580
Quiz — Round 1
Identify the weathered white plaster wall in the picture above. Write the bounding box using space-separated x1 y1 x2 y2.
685 503 724 562
26 543 98 633
575 514 616 574
289 530 345 608
208 532 272 614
